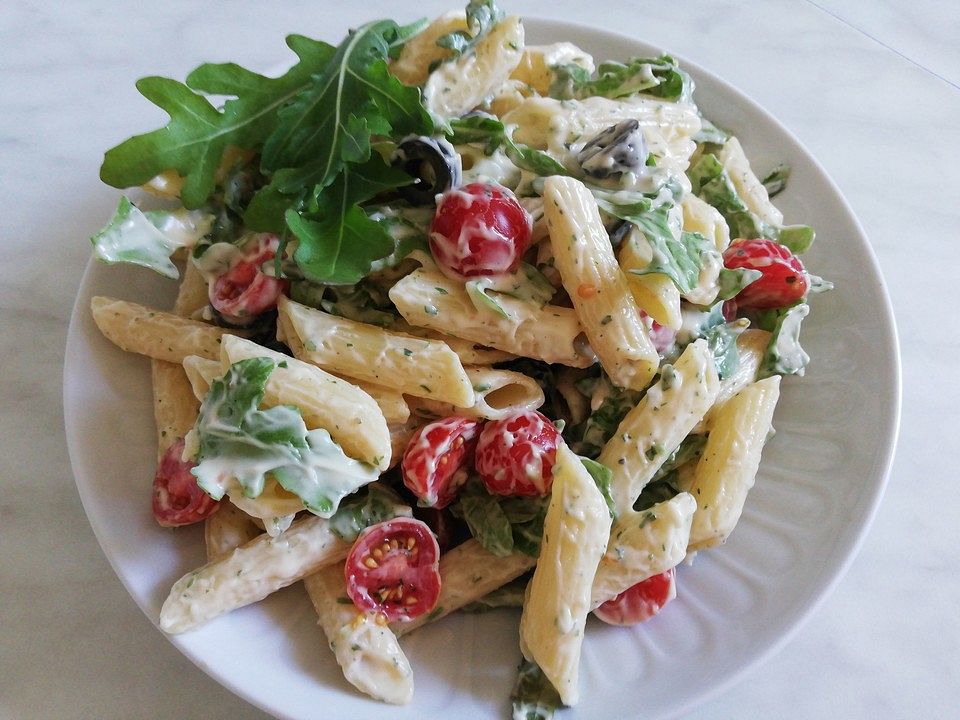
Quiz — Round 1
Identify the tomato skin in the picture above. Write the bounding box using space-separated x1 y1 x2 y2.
593 569 676 625
152 438 220 527
475 410 560 497
210 234 289 324
344 517 441 622
722 238 807 310
401 416 481 509
429 182 532 280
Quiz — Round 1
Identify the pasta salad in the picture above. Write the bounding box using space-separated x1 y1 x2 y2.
86 1 831 716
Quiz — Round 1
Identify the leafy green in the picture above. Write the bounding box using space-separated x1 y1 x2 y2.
465 262 556 317
90 196 213 279
511 660 562 720
629 230 713 295
437 0 505 58
778 224 816 254
759 303 810 378
570 374 644 459
550 55 692 103
452 480 548 557
693 115 730 146
447 115 568 176
100 35 335 208
260 20 433 189
190 358 378 515
760 164 791 199
579 457 616 518
649 434 707 485
703 319 748 380
328 483 412 541
717 267 762 301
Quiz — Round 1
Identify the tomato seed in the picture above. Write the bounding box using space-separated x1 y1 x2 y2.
363 557 378 569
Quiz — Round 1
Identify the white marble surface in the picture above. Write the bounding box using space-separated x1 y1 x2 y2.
1 0 958 718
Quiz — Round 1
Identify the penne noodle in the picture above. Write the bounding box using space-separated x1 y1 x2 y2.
617 228 683 330
304 564 414 705
151 360 200 458
693 329 771 432
181 354 221 401
205 501 261 560
221 335 392 470
389 267 593 368
391 318 516 366
173 259 210 317
409 366 545 421
91 296 237 363
389 11 467 86
544 175 659 390
393 539 536 637
279 296 476 408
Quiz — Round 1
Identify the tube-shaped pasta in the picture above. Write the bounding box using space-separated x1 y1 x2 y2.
390 318 516 365
389 267 592 368
389 11 466 86
205 501 261 560
590 492 695 608
151 360 200 458
173 260 210 317
687 376 781 551
693 329 771 432
682 193 731 251
598 339 720 514
544 175 659 390
719 137 783 227
410 367 545 421
617 229 683 330
221 335 392 470
278 296 475 408
519 443 611 706
392 539 536 637
304 564 414 705
91 296 236 362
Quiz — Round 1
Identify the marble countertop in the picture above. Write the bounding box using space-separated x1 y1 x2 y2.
2 0 958 717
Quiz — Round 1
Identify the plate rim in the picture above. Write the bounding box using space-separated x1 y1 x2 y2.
63 15 902 720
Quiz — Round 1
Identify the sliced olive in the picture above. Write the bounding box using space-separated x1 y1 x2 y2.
393 136 462 205
577 119 648 179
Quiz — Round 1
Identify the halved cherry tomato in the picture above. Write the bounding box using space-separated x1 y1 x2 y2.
344 517 441 622
401 416 481 508
475 410 560 497
640 311 677 354
210 233 289 324
722 238 807 310
593 569 676 625
152 438 220 527
429 182 532 280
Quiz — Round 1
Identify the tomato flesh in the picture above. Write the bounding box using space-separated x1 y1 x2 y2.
593 569 676 625
475 410 560 497
152 438 220 527
429 182 532 280
344 518 441 622
401 416 481 508
210 233 289 324
722 238 807 310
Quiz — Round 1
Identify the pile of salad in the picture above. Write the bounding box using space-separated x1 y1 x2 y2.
89 0 830 717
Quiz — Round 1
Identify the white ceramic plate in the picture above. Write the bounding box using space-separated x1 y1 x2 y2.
64 17 900 720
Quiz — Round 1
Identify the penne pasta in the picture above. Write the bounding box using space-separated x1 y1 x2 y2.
172 259 210 317
390 318 516 366
389 267 593 368
617 228 683 330
544 175 659 390
409 366 545 421
279 296 475 408
693 329 771 432
150 360 200 458
304 564 414 705
389 11 466 86
682 193 731 251
205 501 261 560
719 137 784 227
91 296 236 363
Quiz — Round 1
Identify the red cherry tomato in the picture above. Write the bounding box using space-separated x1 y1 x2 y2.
401 416 481 508
593 569 676 625
640 311 677 354
429 182 532 280
344 517 441 622
210 234 289 324
722 238 807 310
152 438 220 527
475 410 560 497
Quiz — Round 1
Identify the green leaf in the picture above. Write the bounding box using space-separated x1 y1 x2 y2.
328 483 412 542
437 0 505 58
717 267 762 301
457 489 516 556
447 115 568 176
703 319 748 380
760 164 791 199
550 55 692 102
629 229 712 295
692 115 730 146
191 358 378 515
759 303 810 378
511 660 562 720
100 35 335 208
462 574 529 612
688 153 777 241
570 374 644 459
261 20 433 190
453 481 548 557
579 457 616 518
648 434 707 486
90 196 213 278
778 224 816 254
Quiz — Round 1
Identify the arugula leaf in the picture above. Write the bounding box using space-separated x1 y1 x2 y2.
328 483 411 542
190 357 378 515
693 115 730 146
759 303 810 378
261 20 433 190
100 35 335 208
717 267 762 301
453 481 548 557
703 319 748 380
90 196 213 279
778 224 816 254
437 0 505 58
648 434 707 486
448 115 568 176
511 660 562 720
570 375 644 459
284 157 415 284
629 230 712 296
761 164 791 199
550 55 692 103
579 457 616 518
465 262 556 317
